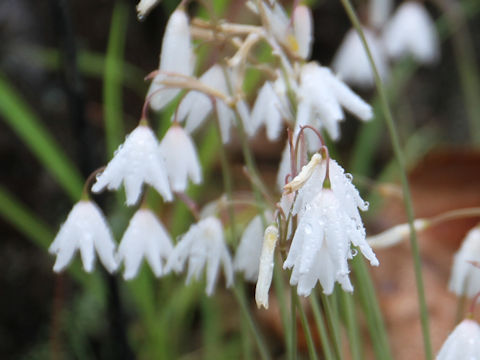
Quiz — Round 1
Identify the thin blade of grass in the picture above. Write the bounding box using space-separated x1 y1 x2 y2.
103 1 129 157
0 73 83 200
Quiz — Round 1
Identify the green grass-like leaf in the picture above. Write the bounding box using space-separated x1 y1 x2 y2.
0 73 83 200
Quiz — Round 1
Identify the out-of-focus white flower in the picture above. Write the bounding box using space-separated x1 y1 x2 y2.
166 216 234 295
292 5 313 59
437 319 480 360
283 155 378 296
234 211 273 282
117 209 173 280
92 124 172 205
255 225 279 309
159 124 202 192
260 2 313 60
251 79 288 141
148 8 194 110
367 219 429 249
383 1 439 64
136 0 160 20
368 0 393 29
177 65 237 143
332 27 389 89
296 63 373 144
49 201 117 273
449 226 480 298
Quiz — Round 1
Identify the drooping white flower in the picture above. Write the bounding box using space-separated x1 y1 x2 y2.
117 209 173 280
332 27 389 89
251 80 287 141
176 65 237 143
368 0 393 29
92 124 172 205
292 5 313 59
148 8 194 110
382 1 439 64
234 211 273 282
136 0 160 20
296 63 373 143
255 225 279 309
436 319 480 360
283 155 378 296
449 225 480 298
49 200 117 273
166 216 234 295
159 124 202 192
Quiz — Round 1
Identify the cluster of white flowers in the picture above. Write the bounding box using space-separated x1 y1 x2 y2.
50 0 381 303
282 153 379 296
333 0 440 88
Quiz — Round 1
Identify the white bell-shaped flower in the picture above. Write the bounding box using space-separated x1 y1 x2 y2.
368 0 393 29
283 154 378 296
296 63 373 143
292 5 313 60
332 27 389 89
382 1 439 64
176 65 236 143
148 8 194 110
449 225 480 298
49 200 117 273
437 319 480 360
251 79 288 141
166 216 234 295
159 124 202 192
117 209 173 280
234 211 273 282
92 124 172 205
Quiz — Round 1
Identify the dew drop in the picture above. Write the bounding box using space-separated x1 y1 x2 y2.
304 224 312 235
351 248 358 257
364 201 370 209
137 13 145 21
345 173 353 181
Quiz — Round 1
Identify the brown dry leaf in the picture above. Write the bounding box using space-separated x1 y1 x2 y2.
371 149 480 359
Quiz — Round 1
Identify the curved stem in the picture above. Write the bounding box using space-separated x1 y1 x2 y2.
295 293 319 360
339 1 433 358
340 0 433 360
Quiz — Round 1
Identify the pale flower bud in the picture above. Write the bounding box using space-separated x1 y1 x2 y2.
367 219 429 249
284 153 322 194
256 225 279 309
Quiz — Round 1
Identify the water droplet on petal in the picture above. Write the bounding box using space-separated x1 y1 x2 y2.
345 173 353 181
304 224 312 235
351 248 358 257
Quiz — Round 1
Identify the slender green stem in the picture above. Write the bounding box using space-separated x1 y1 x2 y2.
291 290 298 360
352 256 392 360
310 293 335 360
273 260 294 359
320 292 343 360
340 291 362 360
233 284 271 360
103 1 128 157
339 1 432 358
295 294 319 360
214 103 270 360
